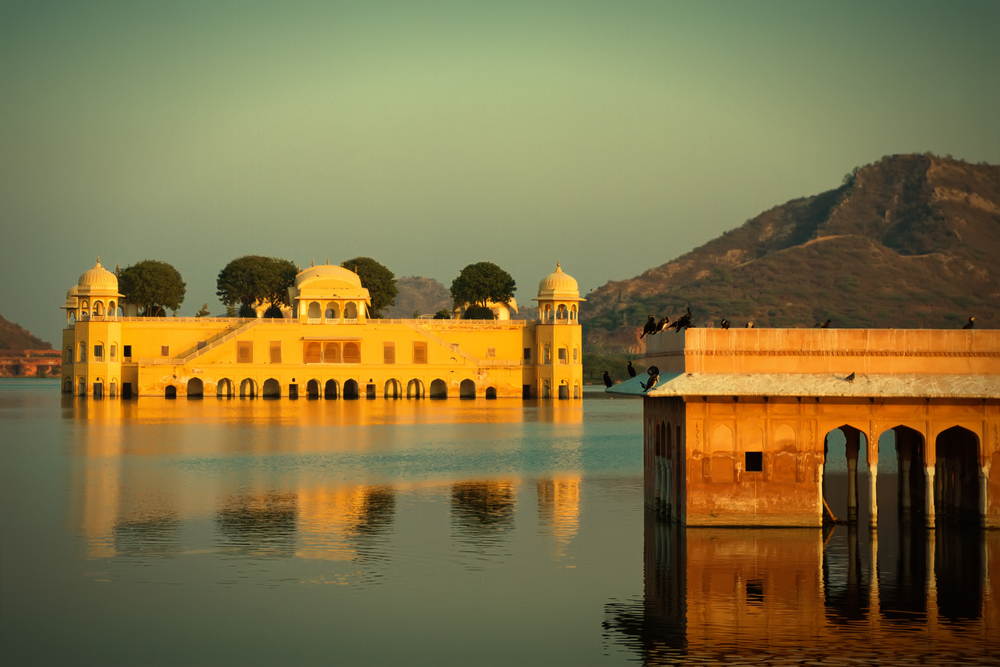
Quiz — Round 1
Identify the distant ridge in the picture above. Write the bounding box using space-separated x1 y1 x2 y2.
582 154 1000 353
383 276 452 319
0 314 53 351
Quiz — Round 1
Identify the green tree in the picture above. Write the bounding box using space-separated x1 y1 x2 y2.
216 256 297 315
462 304 494 320
195 303 211 318
342 257 398 318
450 262 516 309
433 309 451 320
118 260 186 317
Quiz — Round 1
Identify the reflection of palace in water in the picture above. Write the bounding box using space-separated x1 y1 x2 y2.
69 398 583 562
604 512 999 664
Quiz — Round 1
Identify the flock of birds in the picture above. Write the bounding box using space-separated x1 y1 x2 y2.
602 309 979 393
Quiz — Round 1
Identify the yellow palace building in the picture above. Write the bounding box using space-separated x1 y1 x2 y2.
61 259 584 401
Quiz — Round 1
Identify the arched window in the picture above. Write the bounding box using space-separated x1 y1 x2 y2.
344 302 358 320
80 301 89 320
343 342 360 363
78 342 87 362
542 379 551 398
65 347 72 363
543 345 551 365
324 302 340 320
108 301 116 317
570 305 577 321
304 342 321 363
556 304 567 320
543 305 552 323
324 342 341 363
307 302 321 319
110 344 117 361
95 301 104 316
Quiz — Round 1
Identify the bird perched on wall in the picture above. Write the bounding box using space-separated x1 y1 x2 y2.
639 315 657 339
845 372 855 382
603 371 613 388
627 361 636 378
815 319 832 328
720 319 730 330
669 307 692 331
745 321 754 328
654 316 669 334
963 316 976 329
641 365 660 392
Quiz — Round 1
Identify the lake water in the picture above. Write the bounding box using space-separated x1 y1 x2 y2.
1 380 996 666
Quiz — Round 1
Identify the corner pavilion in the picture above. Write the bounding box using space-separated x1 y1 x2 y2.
609 327 1000 528
61 260 584 401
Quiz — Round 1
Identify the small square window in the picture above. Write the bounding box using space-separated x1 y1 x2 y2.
237 342 253 363
413 342 427 364
161 346 170 357
269 341 281 364
523 348 531 361
745 451 763 472
486 348 496 358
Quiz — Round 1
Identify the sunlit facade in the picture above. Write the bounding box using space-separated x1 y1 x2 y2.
61 260 584 400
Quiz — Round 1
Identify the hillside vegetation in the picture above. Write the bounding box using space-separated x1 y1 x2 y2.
582 154 999 353
0 314 52 351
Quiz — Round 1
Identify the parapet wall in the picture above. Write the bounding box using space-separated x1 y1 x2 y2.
646 329 1000 376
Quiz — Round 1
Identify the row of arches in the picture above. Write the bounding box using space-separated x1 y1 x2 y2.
68 300 124 324
539 379 581 399
163 377 499 400
540 344 580 366
540 303 578 324
304 301 359 322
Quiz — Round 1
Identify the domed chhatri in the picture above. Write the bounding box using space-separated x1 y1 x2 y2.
77 257 120 294
61 258 584 401
536 262 581 300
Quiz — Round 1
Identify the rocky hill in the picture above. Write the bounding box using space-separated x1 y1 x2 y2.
582 154 1000 353
0 314 53 351
383 277 453 319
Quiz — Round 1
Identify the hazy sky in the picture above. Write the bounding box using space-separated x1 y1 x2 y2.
2 0 997 344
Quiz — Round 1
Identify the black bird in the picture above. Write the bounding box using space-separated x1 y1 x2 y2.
654 316 669 334
641 365 660 392
669 307 692 331
963 316 976 329
845 372 855 382
745 321 754 328
639 315 657 339
603 371 613 388
720 319 730 330
627 361 636 378
819 319 832 329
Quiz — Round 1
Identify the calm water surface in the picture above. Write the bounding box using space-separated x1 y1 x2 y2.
0 380 996 666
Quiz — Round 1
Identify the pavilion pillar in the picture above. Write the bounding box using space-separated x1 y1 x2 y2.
662 459 672 520
898 433 912 514
979 462 989 527
845 429 861 522
925 466 936 528
868 461 879 528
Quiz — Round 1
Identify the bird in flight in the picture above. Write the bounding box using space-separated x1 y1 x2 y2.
963 316 976 329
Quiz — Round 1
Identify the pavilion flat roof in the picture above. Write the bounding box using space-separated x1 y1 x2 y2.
606 372 1000 399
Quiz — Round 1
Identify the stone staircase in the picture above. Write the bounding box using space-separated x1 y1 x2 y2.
172 319 260 364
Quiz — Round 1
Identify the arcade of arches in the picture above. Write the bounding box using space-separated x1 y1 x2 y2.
643 396 1000 528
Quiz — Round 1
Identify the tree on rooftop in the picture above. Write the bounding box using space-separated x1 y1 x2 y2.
117 260 186 317
450 262 516 310
216 256 297 316
343 256 398 318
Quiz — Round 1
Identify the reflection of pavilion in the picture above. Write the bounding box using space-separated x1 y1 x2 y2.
537 477 581 559
604 512 999 664
610 329 1000 528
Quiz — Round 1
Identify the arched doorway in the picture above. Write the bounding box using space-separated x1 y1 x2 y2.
542 380 551 398
307 301 321 319
165 385 177 399
187 378 204 398
822 425 869 523
884 425 926 520
343 379 359 399
324 379 339 399
407 379 424 399
307 379 320 399
262 378 281 398
935 426 980 524
558 381 569 399
239 378 256 398
429 379 447 399
217 378 235 398
384 379 401 399
485 387 497 399
459 379 475 399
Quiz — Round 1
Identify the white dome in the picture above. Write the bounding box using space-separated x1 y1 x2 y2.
77 258 119 293
294 264 364 290
536 263 581 300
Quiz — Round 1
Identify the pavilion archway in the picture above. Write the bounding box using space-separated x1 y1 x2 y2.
384 379 402 399
217 379 235 398
429 379 447 399
187 378 203 398
934 426 981 525
324 380 339 400
407 379 424 399
239 379 256 398
343 379 359 400
459 379 476 399
262 378 281 399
